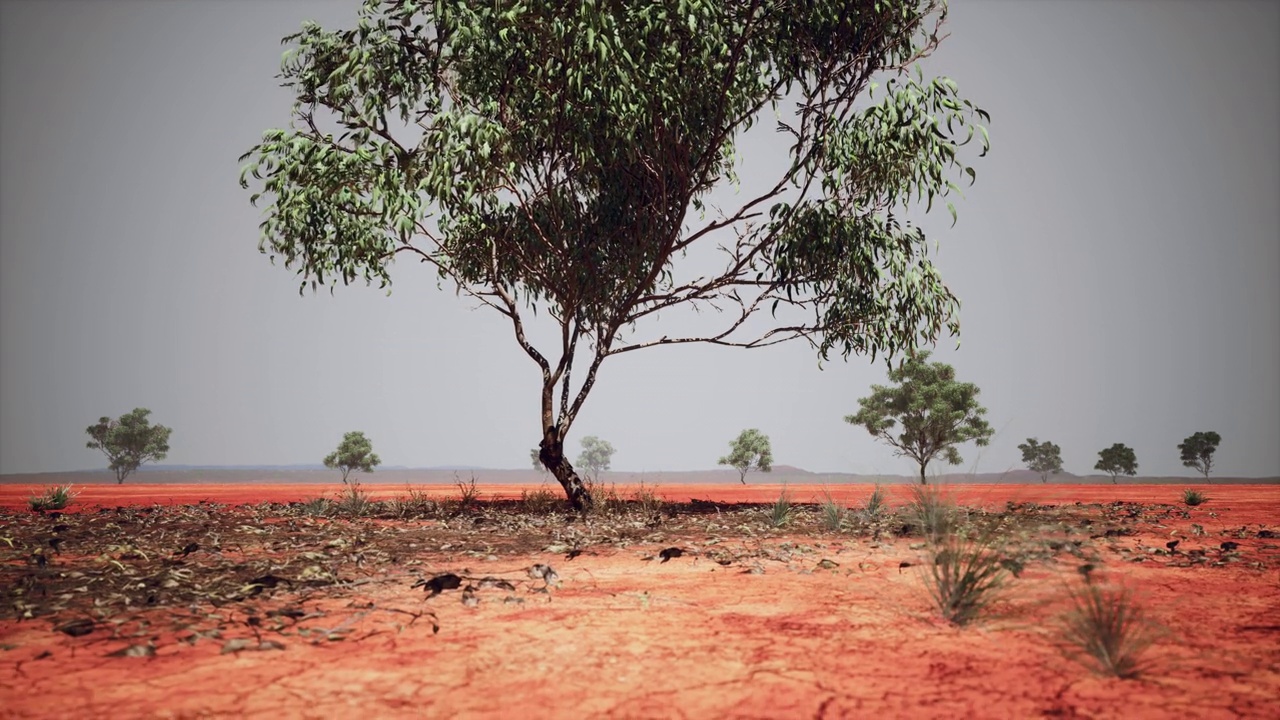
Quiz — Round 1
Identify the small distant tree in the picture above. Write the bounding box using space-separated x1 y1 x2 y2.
1094 443 1138 484
530 448 548 475
85 408 173 484
1178 431 1221 481
1017 437 1063 484
323 431 381 484
719 428 774 484
845 351 993 484
575 436 615 484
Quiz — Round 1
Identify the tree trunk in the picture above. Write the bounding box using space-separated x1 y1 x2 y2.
919 463 927 485
539 427 593 512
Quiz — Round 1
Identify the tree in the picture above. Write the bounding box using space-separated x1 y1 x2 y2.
239 1 990 510
530 448 548 474
85 408 173 484
1017 437 1063 484
1178 431 1220 481
845 351 993 484
718 428 774 484
323 431 381 484
575 436 616 484
1094 443 1137 484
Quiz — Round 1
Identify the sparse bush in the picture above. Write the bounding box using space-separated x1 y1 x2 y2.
334 479 376 517
588 480 624 515
1058 576 1161 678
388 485 438 518
454 472 480 507
923 525 1010 625
631 482 664 516
28 484 78 512
767 487 793 528
521 484 563 514
1181 488 1206 507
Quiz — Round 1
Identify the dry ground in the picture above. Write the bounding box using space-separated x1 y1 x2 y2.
1 482 1278 719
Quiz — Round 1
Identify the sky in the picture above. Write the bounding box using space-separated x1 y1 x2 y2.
1 0 1277 478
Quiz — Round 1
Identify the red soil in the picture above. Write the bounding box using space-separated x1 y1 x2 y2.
2 483 1278 719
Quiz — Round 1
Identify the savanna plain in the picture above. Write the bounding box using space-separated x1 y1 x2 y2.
1 480 1278 719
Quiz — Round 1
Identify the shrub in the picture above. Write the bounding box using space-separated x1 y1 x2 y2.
334 479 376 517
388 485 438 518
521 484 563 514
631 482 664 516
1058 576 1161 678
923 525 1010 625
1181 488 1206 507
28 484 77 512
455 472 480 507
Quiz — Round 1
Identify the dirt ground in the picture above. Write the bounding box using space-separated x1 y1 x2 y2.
1 482 1277 719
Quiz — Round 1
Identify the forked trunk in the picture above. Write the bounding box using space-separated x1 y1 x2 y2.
539 427 594 512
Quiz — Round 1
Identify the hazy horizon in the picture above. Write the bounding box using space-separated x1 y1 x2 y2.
2 1 1277 479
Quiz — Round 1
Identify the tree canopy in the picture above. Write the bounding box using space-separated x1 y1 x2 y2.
1094 443 1137 484
718 428 774 484
240 0 989 509
1017 437 1063 484
575 435 616 483
324 431 382 484
1178 431 1220 480
85 408 173 485
845 350 992 484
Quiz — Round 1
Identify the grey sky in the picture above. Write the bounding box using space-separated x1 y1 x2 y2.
2 1 1277 478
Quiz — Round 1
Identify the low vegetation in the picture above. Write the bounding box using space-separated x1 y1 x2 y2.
27 484 77 513
1058 575 1162 678
1181 488 1207 507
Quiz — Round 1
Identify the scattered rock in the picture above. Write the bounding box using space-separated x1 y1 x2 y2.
658 547 684 563
413 573 463 598
55 619 94 638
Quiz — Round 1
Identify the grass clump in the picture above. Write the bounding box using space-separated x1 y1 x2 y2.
862 483 886 519
1058 575 1162 678
521 484 563 514
766 486 793 528
908 483 959 543
920 498 1011 626
1181 488 1207 507
28 484 77 512
818 489 846 531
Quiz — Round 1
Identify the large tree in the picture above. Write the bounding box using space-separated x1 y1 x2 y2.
85 408 173 484
845 351 993 484
239 0 989 510
1178 431 1220 481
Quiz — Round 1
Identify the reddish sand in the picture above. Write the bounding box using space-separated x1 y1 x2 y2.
2 483 1278 719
